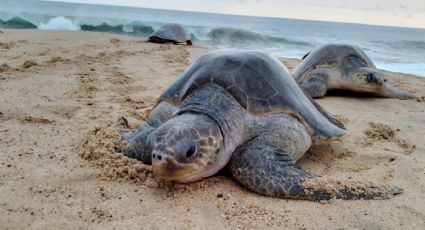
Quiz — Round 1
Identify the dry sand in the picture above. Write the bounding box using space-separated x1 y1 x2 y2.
0 29 424 229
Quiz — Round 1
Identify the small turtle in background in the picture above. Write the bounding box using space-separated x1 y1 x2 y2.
148 23 192 45
292 44 415 100
122 50 401 201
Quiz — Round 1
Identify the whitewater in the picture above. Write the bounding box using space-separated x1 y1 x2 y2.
1 0 425 76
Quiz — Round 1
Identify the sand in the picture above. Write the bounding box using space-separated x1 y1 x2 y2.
1 29 424 229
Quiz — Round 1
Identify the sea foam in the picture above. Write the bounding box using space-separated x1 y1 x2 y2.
39 16 79 31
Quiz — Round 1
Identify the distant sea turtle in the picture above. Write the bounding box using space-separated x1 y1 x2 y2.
293 44 415 99
148 23 192 45
122 50 401 200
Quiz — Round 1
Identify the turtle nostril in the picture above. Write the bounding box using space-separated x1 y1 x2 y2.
152 153 162 160
185 146 196 159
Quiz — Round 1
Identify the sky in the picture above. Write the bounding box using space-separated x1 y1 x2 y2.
45 0 425 28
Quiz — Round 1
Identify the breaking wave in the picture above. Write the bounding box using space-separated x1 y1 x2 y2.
0 15 154 36
80 22 154 36
80 23 123 33
39 16 79 31
208 27 312 47
0 15 312 49
0 16 37 29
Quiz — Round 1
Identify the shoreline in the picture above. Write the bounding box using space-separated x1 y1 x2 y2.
1 29 424 229
2 28 424 78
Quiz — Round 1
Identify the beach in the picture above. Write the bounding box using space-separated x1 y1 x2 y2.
1 29 425 229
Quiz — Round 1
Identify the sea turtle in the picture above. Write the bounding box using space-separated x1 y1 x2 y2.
122 50 401 200
292 44 415 99
148 23 192 45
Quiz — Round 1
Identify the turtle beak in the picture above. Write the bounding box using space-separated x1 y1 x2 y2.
378 78 385 86
152 152 197 182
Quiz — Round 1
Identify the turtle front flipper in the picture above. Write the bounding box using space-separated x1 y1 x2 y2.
122 101 178 164
300 73 328 98
122 123 156 164
229 141 402 201
381 84 415 100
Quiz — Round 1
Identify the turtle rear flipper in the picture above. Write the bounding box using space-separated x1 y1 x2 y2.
297 71 345 129
229 140 402 201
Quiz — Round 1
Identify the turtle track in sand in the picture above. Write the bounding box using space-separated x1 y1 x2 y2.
364 122 415 155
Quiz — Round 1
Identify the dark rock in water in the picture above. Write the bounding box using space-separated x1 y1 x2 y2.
0 17 37 29
129 24 154 36
81 23 124 34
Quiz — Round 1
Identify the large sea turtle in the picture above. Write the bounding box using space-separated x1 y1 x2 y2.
292 44 415 99
122 50 401 200
148 23 192 45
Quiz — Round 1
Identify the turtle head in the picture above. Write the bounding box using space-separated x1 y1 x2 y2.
352 67 415 100
151 113 224 183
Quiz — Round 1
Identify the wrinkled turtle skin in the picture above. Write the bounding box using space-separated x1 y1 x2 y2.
293 44 415 100
122 50 402 200
148 23 192 45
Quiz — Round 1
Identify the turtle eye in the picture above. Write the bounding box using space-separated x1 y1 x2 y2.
367 73 375 83
186 147 196 158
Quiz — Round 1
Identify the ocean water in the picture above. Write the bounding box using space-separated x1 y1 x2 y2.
1 0 425 76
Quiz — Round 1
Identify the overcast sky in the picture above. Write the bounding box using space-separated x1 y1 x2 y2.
45 0 425 28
